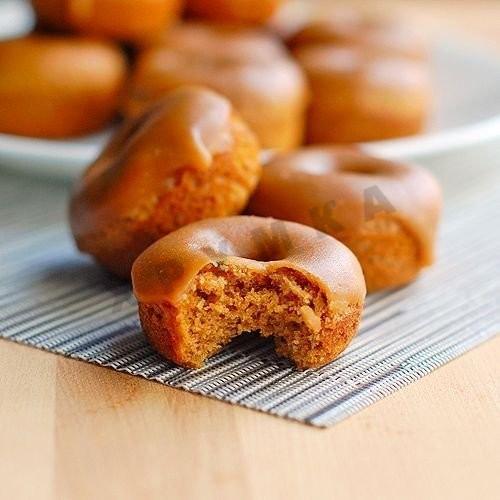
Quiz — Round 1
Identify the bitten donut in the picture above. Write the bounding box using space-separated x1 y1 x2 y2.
70 86 261 278
186 0 282 25
247 147 442 292
132 216 366 369
0 35 126 138
31 0 182 43
295 44 431 144
123 23 308 150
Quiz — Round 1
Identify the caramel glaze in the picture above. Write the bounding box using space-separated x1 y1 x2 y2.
247 147 442 268
70 86 236 247
132 216 366 306
123 23 308 150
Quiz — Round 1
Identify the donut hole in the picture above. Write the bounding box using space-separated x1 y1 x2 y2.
139 263 362 369
336 158 382 175
253 247 290 263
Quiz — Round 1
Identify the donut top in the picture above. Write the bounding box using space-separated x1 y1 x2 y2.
248 148 442 266
132 216 366 305
71 86 238 240
290 15 427 59
294 44 430 91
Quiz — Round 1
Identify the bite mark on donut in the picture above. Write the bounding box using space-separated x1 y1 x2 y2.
138 263 363 370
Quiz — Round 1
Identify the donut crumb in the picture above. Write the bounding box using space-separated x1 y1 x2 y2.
139 263 362 369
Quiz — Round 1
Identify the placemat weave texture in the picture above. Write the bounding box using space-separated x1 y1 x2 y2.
1 145 499 427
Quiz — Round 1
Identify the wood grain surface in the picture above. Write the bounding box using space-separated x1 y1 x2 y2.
1 2 500 499
1 337 499 500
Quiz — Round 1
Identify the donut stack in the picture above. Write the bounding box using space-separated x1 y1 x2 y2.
4 1 443 369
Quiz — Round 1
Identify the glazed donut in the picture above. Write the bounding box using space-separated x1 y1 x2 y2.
132 216 366 369
70 86 261 278
247 147 442 292
294 44 431 144
289 11 428 59
0 35 126 138
31 0 182 43
123 23 308 150
186 0 282 25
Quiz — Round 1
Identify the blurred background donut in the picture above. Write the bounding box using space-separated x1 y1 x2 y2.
123 23 309 150
31 0 183 43
0 34 127 138
294 44 431 144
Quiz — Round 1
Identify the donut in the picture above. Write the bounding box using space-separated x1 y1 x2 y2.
31 0 182 43
247 147 442 292
132 216 366 369
0 35 126 138
123 23 308 150
289 11 428 59
70 86 261 278
186 0 282 25
294 44 431 144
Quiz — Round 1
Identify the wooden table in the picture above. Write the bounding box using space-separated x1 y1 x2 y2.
1 2 500 499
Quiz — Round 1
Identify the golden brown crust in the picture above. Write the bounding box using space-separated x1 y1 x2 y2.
132 217 366 369
138 302 183 364
294 44 431 144
247 147 442 292
123 23 308 150
186 0 282 25
70 86 261 278
32 0 182 43
0 35 126 138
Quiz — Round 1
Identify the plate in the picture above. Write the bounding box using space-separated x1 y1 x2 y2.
1 0 500 180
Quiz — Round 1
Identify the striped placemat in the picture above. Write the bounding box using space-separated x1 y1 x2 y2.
1 144 499 427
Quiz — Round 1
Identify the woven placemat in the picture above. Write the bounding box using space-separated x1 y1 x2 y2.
1 144 499 427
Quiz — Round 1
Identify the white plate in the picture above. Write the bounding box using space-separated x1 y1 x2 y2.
1 1 500 180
